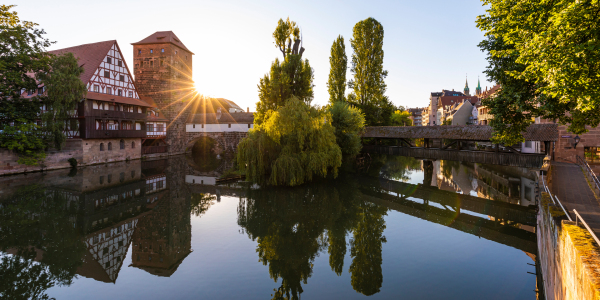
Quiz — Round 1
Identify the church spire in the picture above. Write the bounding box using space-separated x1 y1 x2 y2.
464 75 470 96
476 77 482 95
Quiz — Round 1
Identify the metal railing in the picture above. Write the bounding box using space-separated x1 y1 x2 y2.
540 173 572 221
576 155 600 194
573 209 600 248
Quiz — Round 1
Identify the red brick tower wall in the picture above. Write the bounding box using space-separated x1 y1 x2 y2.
133 39 194 155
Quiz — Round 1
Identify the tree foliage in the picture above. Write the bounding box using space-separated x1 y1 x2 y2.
328 101 365 158
257 18 313 125
327 35 347 104
390 110 412 126
238 96 342 186
0 5 53 165
348 18 393 126
39 53 87 150
476 0 600 144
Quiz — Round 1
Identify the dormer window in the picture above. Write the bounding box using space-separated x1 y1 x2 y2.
107 57 112 64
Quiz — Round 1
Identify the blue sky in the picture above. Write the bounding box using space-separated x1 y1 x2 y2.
13 0 492 111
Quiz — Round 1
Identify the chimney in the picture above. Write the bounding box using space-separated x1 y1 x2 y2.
247 107 249 113
217 107 222 120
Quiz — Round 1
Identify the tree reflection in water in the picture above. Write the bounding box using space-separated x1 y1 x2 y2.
0 185 86 300
237 177 388 299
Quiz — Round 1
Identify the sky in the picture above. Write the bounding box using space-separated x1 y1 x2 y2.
13 0 492 111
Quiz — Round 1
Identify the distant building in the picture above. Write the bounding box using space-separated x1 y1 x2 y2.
406 108 423 126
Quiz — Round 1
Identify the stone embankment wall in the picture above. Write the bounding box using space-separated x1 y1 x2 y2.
538 192 600 300
0 138 142 176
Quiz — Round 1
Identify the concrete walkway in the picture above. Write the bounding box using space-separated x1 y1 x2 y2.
551 162 600 235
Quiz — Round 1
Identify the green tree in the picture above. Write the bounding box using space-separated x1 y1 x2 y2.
237 96 342 186
348 18 393 126
256 18 313 125
327 35 347 104
0 5 53 165
476 0 600 144
39 53 87 150
328 101 365 158
390 110 412 126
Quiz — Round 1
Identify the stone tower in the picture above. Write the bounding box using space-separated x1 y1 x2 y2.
132 31 194 155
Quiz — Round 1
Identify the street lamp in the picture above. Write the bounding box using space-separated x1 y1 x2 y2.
574 135 581 148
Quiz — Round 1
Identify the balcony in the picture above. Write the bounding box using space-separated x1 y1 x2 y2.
142 145 168 155
86 129 147 139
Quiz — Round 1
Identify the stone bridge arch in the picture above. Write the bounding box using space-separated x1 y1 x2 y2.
185 132 248 156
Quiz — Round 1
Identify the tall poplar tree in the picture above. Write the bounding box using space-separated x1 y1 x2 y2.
348 17 393 126
327 35 347 104
256 17 314 125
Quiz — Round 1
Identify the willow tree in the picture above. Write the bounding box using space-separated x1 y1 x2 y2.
477 0 600 144
237 96 342 186
256 18 314 125
327 35 347 104
39 53 87 150
348 17 393 126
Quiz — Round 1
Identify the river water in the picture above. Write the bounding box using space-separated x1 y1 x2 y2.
0 154 539 299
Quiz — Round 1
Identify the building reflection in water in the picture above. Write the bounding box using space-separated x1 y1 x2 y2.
0 153 540 299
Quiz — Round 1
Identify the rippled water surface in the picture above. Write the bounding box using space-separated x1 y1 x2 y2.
0 155 539 299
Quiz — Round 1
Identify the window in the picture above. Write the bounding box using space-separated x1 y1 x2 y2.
137 107 142 113
107 174 112 183
94 85 99 92
38 87 43 94
100 143 104 151
96 120 104 130
147 124 154 132
175 50 178 54
193 124 195 128
107 120 119 130
128 91 133 98
119 172 125 182
156 124 164 132
132 141 135 148
161 48 164 52
150 49 153 53
119 75 124 81
106 87 112 95
135 122 142 130
585 147 600 163
108 142 112 151
107 57 111 64
185 55 188 61
118 60 122 67
248 124 251 128
160 60 164 66
150 61 154 67
138 49 141 55
120 139 125 149
118 89 122 96
27 90 33 96
228 124 231 128
525 141 532 148
104 71 110 78
99 176 104 184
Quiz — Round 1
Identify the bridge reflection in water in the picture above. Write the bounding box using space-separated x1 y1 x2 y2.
0 154 538 299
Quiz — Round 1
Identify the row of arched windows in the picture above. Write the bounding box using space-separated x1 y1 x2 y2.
100 140 135 151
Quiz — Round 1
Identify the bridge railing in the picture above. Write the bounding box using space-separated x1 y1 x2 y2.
576 155 600 195
573 209 600 249
540 172 572 221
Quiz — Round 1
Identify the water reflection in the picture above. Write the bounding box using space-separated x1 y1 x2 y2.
0 154 539 299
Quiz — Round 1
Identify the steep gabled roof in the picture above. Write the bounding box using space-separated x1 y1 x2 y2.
131 31 194 54
48 40 116 85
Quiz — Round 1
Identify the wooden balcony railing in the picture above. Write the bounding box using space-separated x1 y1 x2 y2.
142 145 168 155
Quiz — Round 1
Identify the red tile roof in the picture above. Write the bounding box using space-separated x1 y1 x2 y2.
48 40 116 85
131 31 194 55
439 96 479 107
